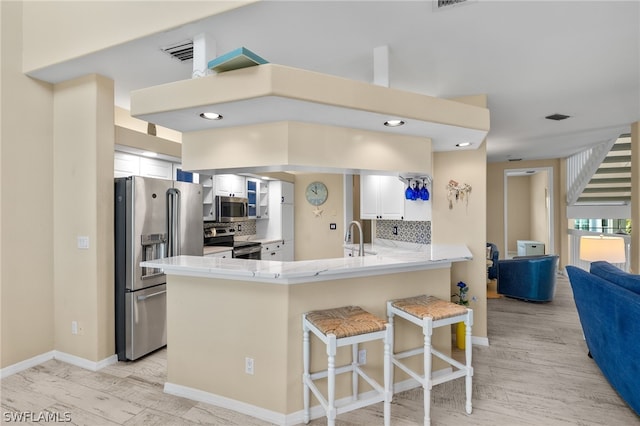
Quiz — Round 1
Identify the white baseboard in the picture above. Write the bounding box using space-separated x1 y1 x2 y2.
165 382 287 425
0 351 55 379
473 336 489 346
1 351 117 379
165 368 453 426
53 351 117 372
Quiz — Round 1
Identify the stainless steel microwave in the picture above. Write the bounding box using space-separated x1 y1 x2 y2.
216 196 248 222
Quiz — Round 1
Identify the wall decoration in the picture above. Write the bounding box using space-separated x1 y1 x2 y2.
305 181 328 206
446 180 472 209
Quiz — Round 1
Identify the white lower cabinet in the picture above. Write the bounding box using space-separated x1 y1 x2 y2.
262 241 284 261
204 249 232 259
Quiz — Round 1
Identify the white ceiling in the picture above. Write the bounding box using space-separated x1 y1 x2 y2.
28 0 640 163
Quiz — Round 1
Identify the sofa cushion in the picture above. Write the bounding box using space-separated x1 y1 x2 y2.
590 261 640 295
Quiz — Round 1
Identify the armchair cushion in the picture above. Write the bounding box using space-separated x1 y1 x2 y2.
497 254 559 302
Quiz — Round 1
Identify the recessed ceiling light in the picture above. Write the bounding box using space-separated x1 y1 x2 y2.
384 119 405 127
456 142 472 147
199 112 223 120
545 113 570 121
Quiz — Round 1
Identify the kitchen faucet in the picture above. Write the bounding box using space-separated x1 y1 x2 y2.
345 220 364 256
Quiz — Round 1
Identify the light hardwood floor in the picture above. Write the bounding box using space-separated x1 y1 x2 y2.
2 275 639 425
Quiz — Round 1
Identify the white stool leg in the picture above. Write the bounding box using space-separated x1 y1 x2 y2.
327 335 337 426
383 323 392 426
302 321 311 424
423 318 433 426
386 304 395 394
465 310 473 415
352 343 359 401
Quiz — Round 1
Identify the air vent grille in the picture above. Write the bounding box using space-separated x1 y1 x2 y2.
161 40 193 62
437 0 468 7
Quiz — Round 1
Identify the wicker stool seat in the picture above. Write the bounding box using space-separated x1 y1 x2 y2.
302 306 392 426
387 295 473 426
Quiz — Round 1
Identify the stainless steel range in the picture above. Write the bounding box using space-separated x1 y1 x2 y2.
204 224 262 260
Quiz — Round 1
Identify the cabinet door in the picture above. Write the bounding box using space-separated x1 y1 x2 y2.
378 176 405 219
205 250 232 258
281 181 294 204
139 157 173 180
360 174 380 219
231 175 246 197
216 174 246 197
282 205 294 241
114 152 140 177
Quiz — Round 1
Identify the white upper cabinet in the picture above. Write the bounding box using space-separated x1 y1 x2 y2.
360 175 404 220
215 174 246 198
114 152 140 178
139 157 174 180
360 174 431 221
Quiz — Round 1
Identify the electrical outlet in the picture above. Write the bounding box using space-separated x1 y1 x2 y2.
245 357 254 375
71 321 78 335
358 349 367 365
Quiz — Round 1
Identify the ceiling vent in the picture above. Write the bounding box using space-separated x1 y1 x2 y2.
545 113 571 121
161 40 194 62
434 0 474 11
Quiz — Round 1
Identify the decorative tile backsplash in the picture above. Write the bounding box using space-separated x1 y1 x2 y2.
210 220 257 236
376 220 431 244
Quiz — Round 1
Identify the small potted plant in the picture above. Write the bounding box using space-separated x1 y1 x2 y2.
452 281 469 349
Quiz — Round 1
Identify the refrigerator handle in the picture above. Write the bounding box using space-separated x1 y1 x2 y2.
167 188 181 257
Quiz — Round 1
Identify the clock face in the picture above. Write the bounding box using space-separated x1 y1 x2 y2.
305 181 328 206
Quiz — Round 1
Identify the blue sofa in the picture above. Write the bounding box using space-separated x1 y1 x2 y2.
486 242 499 280
497 255 559 302
566 262 640 416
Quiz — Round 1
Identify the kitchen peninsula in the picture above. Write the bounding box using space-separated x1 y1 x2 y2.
141 241 472 424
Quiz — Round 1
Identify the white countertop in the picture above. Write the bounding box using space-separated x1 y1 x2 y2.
143 239 472 284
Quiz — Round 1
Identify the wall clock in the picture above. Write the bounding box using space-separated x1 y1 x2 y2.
305 181 328 206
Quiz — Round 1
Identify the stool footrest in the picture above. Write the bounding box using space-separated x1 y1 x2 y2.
431 369 468 387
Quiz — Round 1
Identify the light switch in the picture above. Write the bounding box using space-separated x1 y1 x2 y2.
77 236 89 249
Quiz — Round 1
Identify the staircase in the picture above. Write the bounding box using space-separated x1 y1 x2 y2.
577 134 631 204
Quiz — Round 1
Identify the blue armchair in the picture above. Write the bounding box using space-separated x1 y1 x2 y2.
497 255 559 302
486 243 499 280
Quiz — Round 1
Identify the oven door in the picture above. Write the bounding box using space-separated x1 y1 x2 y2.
234 245 262 260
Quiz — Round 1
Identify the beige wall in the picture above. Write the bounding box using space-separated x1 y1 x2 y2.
22 1 255 73
53 74 115 362
530 171 550 249
507 176 531 253
115 107 182 144
1 1 55 368
487 159 563 267
183 121 432 176
294 173 345 260
433 144 488 339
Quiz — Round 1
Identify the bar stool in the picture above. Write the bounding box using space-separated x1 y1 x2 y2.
387 295 473 426
302 306 392 426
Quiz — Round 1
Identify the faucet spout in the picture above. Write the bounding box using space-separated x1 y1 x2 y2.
346 221 364 256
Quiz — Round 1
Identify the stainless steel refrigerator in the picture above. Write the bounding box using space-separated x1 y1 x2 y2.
115 176 203 361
